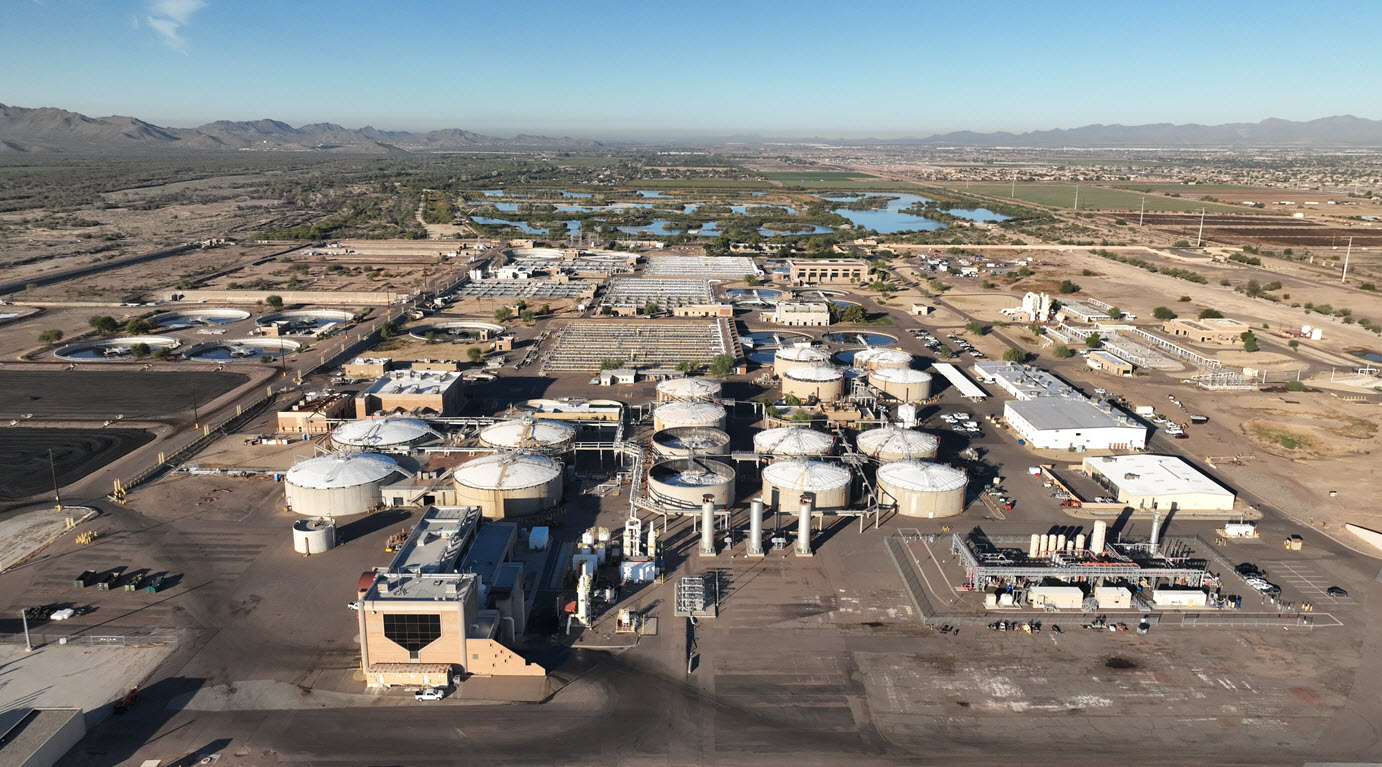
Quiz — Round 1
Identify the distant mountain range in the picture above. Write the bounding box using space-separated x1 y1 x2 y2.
902 115 1382 147
0 104 603 154
2 104 1380 152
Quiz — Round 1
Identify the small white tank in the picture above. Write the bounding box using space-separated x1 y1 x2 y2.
292 518 337 554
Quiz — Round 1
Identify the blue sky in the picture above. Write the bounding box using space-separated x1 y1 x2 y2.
3 0 1379 138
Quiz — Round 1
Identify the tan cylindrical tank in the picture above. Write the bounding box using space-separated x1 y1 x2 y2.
647 457 736 509
868 368 933 402
855 427 939 462
874 460 967 518
652 400 727 431
753 427 835 457
452 453 565 519
760 459 851 512
851 348 914 371
284 453 402 518
773 345 830 377
781 365 844 403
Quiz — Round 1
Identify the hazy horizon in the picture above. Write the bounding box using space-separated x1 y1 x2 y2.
3 0 1379 138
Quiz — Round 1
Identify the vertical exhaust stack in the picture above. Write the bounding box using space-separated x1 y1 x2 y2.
699 494 717 557
747 497 765 557
796 493 815 557
1149 511 1160 557
1091 520 1107 554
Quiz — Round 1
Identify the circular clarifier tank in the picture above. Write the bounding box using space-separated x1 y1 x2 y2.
54 336 180 361
151 307 251 329
182 337 301 361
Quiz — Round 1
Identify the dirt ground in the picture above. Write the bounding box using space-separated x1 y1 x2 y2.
11 244 284 302
198 250 454 295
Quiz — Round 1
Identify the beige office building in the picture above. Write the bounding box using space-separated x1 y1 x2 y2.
787 258 868 284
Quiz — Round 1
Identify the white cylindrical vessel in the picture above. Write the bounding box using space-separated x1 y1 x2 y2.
647 457 736 509
855 427 939 462
1092 520 1107 553
748 497 765 556
478 417 576 453
851 348 913 371
760 459 851 513
331 416 435 452
873 460 967 519
781 365 844 403
753 427 834 457
773 345 830 377
653 401 727 431
284 453 402 518
1028 533 1040 558
656 376 723 402
291 518 337 554
452 452 565 519
869 368 933 402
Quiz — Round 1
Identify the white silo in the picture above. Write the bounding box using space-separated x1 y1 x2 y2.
760 459 852 512
292 518 337 554
753 427 835 458
781 365 845 402
478 417 576 453
331 416 436 452
855 427 939 462
852 348 913 371
452 452 565 519
873 460 967 519
653 400 727 431
655 376 723 402
773 345 830 377
284 453 403 518
868 368 933 402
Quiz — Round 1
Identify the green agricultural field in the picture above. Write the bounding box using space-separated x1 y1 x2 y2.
947 183 1243 212
1111 183 1258 192
634 178 774 190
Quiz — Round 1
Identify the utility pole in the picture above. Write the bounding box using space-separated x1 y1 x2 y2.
19 609 32 652
1342 236 1353 283
1195 208 1206 247
49 449 61 513
1139 195 1146 226
1011 174 1017 198
1074 184 1079 211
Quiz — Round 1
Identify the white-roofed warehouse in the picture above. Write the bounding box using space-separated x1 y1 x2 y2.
1081 454 1235 511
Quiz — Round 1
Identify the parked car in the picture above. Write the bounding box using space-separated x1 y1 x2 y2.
415 687 445 701
1235 563 1262 576
1327 586 1349 597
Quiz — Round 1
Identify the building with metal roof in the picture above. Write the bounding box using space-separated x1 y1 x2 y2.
1082 454 1235 511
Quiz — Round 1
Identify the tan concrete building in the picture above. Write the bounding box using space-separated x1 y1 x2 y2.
277 392 353 435
342 357 392 379
357 507 545 688
763 302 831 327
355 370 464 418
787 258 868 284
671 303 734 318
1086 350 1135 376
1164 317 1251 344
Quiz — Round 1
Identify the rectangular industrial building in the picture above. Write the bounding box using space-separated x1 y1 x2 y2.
764 302 830 326
1005 399 1147 451
1082 454 1236 511
357 507 544 688
601 277 715 309
787 258 867 284
1164 317 1251 344
645 255 759 278
278 392 353 434
1086 350 1134 376
356 370 464 418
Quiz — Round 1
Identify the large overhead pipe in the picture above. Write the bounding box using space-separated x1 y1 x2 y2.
747 497 765 557
796 493 814 557
699 494 717 557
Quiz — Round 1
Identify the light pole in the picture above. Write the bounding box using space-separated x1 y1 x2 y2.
1195 208 1206 248
1139 195 1146 226
1341 236 1354 284
19 609 32 652
49 449 61 513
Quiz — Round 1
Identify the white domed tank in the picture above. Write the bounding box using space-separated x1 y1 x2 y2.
655 376 722 402
291 518 337 554
874 460 967 518
753 426 834 457
773 345 830 377
869 368 933 402
285 453 402 518
856 427 939 462
651 426 731 458
647 457 736 509
331 416 435 452
653 400 727 431
478 417 575 454
452 452 565 520
852 348 913 371
781 365 844 403
760 459 852 512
